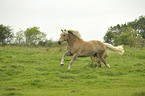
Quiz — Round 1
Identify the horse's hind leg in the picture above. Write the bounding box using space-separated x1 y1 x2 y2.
90 56 98 67
101 58 110 68
96 54 102 68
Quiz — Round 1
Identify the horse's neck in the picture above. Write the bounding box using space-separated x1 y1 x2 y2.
67 33 82 47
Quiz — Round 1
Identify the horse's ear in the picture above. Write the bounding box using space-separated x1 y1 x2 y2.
64 29 66 31
61 29 63 32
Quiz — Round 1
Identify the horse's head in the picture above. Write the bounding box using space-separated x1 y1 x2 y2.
58 29 69 45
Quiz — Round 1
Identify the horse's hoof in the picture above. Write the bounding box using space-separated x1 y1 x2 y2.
107 64 110 68
60 64 64 66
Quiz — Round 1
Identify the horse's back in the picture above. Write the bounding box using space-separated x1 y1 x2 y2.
89 40 106 53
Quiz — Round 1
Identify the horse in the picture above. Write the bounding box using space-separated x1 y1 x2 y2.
58 29 124 69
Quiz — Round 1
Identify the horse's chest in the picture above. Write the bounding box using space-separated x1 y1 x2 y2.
67 46 78 54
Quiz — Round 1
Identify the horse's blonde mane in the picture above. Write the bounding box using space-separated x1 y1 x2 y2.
66 30 82 40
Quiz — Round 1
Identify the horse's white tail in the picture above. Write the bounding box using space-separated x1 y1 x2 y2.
104 43 124 55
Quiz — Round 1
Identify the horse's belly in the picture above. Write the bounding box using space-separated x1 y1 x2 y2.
79 51 95 57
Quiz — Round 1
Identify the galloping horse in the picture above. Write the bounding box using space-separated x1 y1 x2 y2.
58 29 124 69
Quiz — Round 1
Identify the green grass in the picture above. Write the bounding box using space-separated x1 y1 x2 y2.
0 46 145 96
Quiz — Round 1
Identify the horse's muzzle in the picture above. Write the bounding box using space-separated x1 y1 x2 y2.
58 41 61 45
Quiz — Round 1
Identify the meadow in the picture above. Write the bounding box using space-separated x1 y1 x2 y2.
0 46 145 96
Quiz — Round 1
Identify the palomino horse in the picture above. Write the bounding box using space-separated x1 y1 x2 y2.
58 29 124 69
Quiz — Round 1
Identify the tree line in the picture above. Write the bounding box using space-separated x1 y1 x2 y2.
1 15 145 47
104 15 145 47
0 25 55 47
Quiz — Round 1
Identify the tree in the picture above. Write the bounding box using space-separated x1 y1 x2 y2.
113 27 138 47
104 15 145 47
15 29 25 45
128 16 145 39
103 31 115 44
24 26 46 45
0 24 14 44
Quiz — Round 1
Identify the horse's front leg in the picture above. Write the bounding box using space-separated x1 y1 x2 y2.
68 53 78 69
61 51 71 66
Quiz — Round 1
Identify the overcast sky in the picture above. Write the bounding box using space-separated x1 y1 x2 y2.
0 0 145 41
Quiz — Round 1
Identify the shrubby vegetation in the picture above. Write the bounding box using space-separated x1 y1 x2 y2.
104 16 145 47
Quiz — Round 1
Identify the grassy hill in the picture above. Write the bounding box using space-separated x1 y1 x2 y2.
0 46 145 96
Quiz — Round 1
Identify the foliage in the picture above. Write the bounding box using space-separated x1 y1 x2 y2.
103 31 115 44
24 26 46 45
15 29 25 45
128 16 145 38
104 16 145 47
0 46 145 96
113 27 140 47
0 24 14 44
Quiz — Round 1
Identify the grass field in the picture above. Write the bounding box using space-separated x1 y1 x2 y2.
0 46 145 96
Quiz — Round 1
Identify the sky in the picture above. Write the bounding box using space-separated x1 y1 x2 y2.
0 0 145 41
